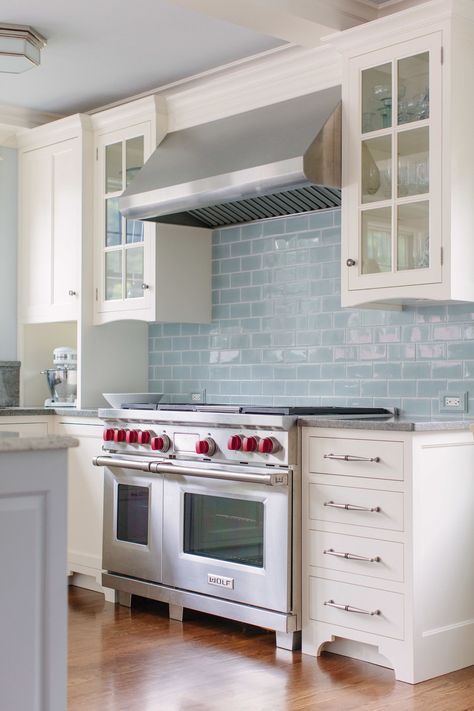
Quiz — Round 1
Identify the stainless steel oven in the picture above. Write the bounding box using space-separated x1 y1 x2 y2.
94 403 393 650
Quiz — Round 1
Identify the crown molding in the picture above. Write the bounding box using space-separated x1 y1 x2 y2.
324 0 473 54
89 94 167 133
162 44 342 131
15 114 94 150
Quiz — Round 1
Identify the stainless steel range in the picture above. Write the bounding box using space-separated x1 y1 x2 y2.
93 403 393 650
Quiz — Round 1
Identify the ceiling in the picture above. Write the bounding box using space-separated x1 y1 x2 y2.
0 0 284 116
0 0 423 119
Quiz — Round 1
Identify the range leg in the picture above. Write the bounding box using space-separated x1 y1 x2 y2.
169 604 184 621
276 630 301 651
117 591 132 607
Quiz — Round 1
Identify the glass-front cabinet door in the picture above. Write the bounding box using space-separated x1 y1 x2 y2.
346 33 442 293
95 122 154 319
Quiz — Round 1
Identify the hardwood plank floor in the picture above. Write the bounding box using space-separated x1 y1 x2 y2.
68 586 474 711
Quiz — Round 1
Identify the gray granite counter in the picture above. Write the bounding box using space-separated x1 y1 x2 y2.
0 431 79 452
0 407 99 417
298 416 473 431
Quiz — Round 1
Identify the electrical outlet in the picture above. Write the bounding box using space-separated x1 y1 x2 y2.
191 389 206 403
439 392 468 413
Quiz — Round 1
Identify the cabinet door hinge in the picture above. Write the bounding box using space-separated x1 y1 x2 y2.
440 247 444 265
441 46 444 64
96 147 98 160
95 287 98 301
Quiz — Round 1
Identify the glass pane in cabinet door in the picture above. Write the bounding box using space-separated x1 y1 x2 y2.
105 198 122 246
361 207 392 273
397 201 429 270
125 247 144 298
361 63 392 133
125 136 144 187
398 127 429 197
105 142 122 193
398 52 429 125
105 251 123 300
126 219 144 244
361 136 391 204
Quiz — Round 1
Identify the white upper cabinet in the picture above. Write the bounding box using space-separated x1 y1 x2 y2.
331 0 474 307
92 97 211 324
18 119 86 323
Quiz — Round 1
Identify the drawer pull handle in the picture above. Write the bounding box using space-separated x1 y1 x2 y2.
324 500 381 513
324 599 380 616
324 453 380 463
323 548 381 563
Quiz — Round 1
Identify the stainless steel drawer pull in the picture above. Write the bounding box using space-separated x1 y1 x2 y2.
323 453 380 463
324 500 381 512
324 599 380 616
323 548 381 563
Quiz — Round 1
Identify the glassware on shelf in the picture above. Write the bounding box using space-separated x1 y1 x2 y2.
362 112 376 133
373 84 392 128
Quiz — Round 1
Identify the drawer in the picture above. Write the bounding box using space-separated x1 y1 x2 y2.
308 435 403 481
310 576 404 640
309 530 404 582
309 483 404 531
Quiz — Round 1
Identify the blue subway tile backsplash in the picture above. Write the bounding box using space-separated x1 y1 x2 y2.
148 209 474 417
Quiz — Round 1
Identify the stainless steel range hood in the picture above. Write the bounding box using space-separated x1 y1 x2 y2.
119 86 342 229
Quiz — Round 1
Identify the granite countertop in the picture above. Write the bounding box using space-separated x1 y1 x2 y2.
0 407 99 417
0 431 79 452
298 416 474 431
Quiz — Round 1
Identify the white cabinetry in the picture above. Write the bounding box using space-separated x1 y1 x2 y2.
330 0 474 306
302 426 474 683
18 117 87 323
0 438 71 711
92 96 211 324
54 416 114 601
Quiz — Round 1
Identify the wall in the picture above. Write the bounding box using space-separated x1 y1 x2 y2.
0 147 17 360
149 208 474 417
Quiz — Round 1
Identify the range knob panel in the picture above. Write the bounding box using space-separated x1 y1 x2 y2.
151 434 171 452
195 438 216 456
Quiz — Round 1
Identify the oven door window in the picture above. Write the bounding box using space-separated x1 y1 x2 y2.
116 484 149 545
183 493 264 568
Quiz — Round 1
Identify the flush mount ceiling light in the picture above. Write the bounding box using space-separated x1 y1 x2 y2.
0 23 47 74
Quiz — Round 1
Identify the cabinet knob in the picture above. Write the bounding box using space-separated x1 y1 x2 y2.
141 283 150 290
346 259 356 267
68 290 77 296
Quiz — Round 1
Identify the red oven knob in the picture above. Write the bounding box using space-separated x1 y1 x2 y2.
227 435 242 451
102 428 114 441
137 430 153 445
242 436 258 452
113 429 126 443
258 437 280 454
125 430 138 444
151 435 171 452
195 438 216 456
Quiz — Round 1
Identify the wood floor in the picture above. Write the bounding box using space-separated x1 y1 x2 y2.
68 586 474 711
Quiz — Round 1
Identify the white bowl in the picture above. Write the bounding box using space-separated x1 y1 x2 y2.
102 393 163 408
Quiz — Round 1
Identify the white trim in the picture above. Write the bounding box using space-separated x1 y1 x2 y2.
163 45 342 131
90 95 167 134
16 114 92 150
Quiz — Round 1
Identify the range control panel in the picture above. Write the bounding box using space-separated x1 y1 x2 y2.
101 421 291 466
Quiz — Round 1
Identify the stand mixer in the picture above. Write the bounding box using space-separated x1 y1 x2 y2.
41 346 77 407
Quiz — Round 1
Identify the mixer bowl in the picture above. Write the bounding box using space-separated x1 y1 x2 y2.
42 367 77 403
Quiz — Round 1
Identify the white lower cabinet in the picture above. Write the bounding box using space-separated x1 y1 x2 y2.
302 427 474 683
54 417 115 601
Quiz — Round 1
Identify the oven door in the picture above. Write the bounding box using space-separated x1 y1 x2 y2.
102 463 163 583
162 464 292 612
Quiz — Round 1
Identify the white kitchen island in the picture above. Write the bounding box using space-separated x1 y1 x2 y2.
0 431 78 711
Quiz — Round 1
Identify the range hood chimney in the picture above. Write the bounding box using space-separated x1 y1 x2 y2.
119 86 341 229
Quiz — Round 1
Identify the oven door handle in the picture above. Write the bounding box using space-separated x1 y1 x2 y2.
93 455 288 486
